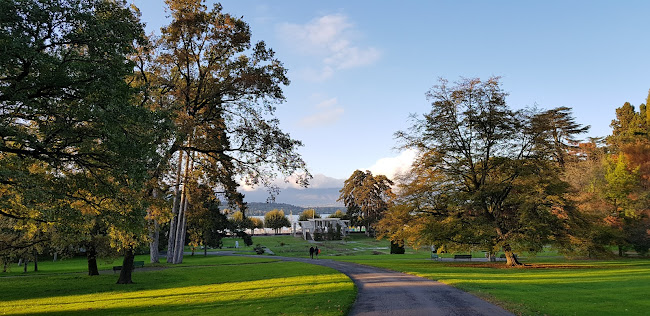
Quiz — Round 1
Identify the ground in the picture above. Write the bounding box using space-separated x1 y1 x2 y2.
2 234 649 315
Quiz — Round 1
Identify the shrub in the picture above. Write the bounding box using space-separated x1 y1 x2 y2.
253 244 265 255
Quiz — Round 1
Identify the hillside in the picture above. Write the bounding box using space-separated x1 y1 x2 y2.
238 202 346 216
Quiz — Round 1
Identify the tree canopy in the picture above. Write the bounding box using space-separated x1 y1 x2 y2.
386 77 588 265
338 170 394 236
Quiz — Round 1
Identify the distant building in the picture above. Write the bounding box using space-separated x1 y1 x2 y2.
298 218 350 241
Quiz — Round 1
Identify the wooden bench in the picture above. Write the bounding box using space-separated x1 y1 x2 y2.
453 254 472 260
113 261 145 273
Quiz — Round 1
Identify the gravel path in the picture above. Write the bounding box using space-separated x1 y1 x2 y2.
217 252 514 316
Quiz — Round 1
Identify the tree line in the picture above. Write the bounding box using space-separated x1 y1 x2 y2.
0 0 310 283
340 78 650 266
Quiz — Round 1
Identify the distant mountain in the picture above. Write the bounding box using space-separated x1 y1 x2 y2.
240 202 346 216
241 187 344 208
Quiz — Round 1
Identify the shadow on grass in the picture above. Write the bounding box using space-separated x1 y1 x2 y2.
1 260 356 315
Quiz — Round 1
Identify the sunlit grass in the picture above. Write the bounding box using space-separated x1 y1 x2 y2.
0 258 355 315
338 255 650 315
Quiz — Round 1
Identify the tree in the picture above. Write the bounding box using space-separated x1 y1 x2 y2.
329 210 346 219
338 170 394 236
601 99 650 256
230 211 252 231
250 217 264 234
298 209 320 221
186 184 230 256
1 0 166 282
264 209 290 234
153 0 310 264
390 77 587 266
531 107 590 168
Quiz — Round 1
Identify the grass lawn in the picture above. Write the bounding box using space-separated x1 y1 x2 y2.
335 254 650 316
0 255 355 315
227 233 395 258
250 235 650 315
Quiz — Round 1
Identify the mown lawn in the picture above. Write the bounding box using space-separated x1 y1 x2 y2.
253 235 650 315
0 255 355 315
336 255 650 316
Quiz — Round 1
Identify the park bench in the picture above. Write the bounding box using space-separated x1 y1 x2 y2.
112 261 145 273
453 254 472 260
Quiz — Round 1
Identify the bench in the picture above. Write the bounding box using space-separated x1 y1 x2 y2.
113 261 145 273
453 254 472 260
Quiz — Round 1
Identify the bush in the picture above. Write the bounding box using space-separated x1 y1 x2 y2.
253 244 265 255
237 231 253 246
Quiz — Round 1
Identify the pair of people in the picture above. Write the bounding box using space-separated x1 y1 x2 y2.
309 246 320 259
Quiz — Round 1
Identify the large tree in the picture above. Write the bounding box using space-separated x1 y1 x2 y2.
264 209 290 234
152 0 309 264
338 170 394 236
0 0 165 281
390 77 587 266
298 209 320 221
602 98 650 255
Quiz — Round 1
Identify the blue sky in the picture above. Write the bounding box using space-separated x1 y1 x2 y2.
132 0 650 186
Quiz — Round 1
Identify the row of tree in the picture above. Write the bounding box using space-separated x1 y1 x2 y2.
0 0 309 282
338 77 650 266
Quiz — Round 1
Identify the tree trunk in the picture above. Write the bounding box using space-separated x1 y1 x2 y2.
173 151 193 264
116 248 135 284
166 151 184 263
174 196 189 264
148 188 160 263
618 245 624 257
86 244 99 276
149 218 160 263
23 257 27 273
33 249 38 272
503 244 523 266
204 244 207 256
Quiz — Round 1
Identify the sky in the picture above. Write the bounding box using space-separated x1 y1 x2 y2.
132 0 650 190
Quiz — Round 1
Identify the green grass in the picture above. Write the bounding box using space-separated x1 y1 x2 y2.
6 235 649 315
0 255 355 315
253 235 650 315
244 233 396 257
335 254 650 316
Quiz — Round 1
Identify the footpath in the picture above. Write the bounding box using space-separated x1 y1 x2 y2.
215 252 514 316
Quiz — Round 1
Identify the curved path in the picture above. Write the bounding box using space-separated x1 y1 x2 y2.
217 252 513 316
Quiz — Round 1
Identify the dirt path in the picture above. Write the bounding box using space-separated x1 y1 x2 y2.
217 252 513 316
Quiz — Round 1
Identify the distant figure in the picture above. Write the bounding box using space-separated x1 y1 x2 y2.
315 246 320 259
309 246 315 259
235 241 239 249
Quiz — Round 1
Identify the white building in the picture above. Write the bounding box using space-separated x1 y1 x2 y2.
298 218 350 241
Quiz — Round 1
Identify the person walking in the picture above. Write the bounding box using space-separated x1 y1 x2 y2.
315 246 319 259
309 246 314 259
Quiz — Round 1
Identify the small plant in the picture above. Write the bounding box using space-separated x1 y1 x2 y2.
253 244 265 255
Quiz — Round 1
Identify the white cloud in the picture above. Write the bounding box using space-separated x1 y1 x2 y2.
239 173 344 192
299 97 344 128
308 173 345 188
366 149 417 181
278 14 380 80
